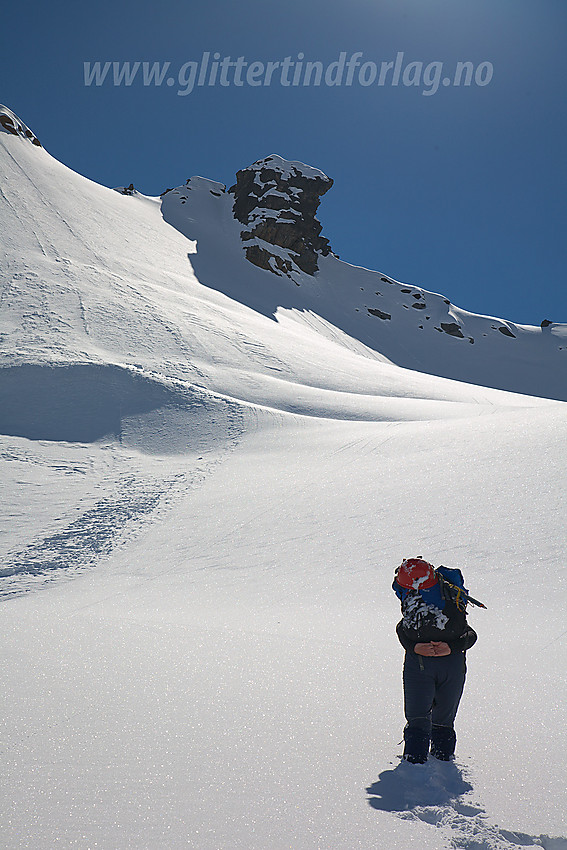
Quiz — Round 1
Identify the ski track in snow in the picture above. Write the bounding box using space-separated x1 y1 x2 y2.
0 457 224 600
0 472 184 598
0 413 245 599
367 760 567 850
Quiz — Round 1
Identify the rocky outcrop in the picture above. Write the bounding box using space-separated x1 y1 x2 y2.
368 307 391 320
115 183 136 196
0 105 41 146
440 322 465 338
229 154 333 279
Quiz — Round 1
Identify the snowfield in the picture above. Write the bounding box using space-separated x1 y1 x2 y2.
1 108 566 849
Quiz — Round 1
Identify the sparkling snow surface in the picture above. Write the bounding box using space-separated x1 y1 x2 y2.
1 126 566 850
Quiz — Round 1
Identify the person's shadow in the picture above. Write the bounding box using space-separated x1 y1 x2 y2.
366 760 567 848
366 759 477 814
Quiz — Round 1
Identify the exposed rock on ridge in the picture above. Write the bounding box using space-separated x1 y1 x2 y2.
0 105 41 146
229 154 333 279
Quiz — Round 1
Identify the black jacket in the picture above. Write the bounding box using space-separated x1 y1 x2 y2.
396 619 477 655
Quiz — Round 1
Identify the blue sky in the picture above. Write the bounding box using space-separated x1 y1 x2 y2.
2 0 565 324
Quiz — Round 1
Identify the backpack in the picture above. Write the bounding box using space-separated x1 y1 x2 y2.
393 566 469 642
436 567 469 612
392 565 468 608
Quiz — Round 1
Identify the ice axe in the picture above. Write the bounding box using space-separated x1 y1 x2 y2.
438 571 487 609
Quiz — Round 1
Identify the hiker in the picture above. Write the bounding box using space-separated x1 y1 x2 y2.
392 558 478 764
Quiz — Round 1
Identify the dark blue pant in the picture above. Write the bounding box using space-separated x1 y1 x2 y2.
402 651 466 759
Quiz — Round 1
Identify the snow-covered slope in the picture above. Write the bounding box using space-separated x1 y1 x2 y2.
1 107 566 850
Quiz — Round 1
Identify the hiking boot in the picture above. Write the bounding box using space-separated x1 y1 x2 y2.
403 725 430 764
430 724 456 760
403 752 428 764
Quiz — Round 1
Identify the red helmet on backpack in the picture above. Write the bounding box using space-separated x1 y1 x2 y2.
396 558 437 590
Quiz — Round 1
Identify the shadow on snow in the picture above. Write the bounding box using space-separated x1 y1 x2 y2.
366 760 567 850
